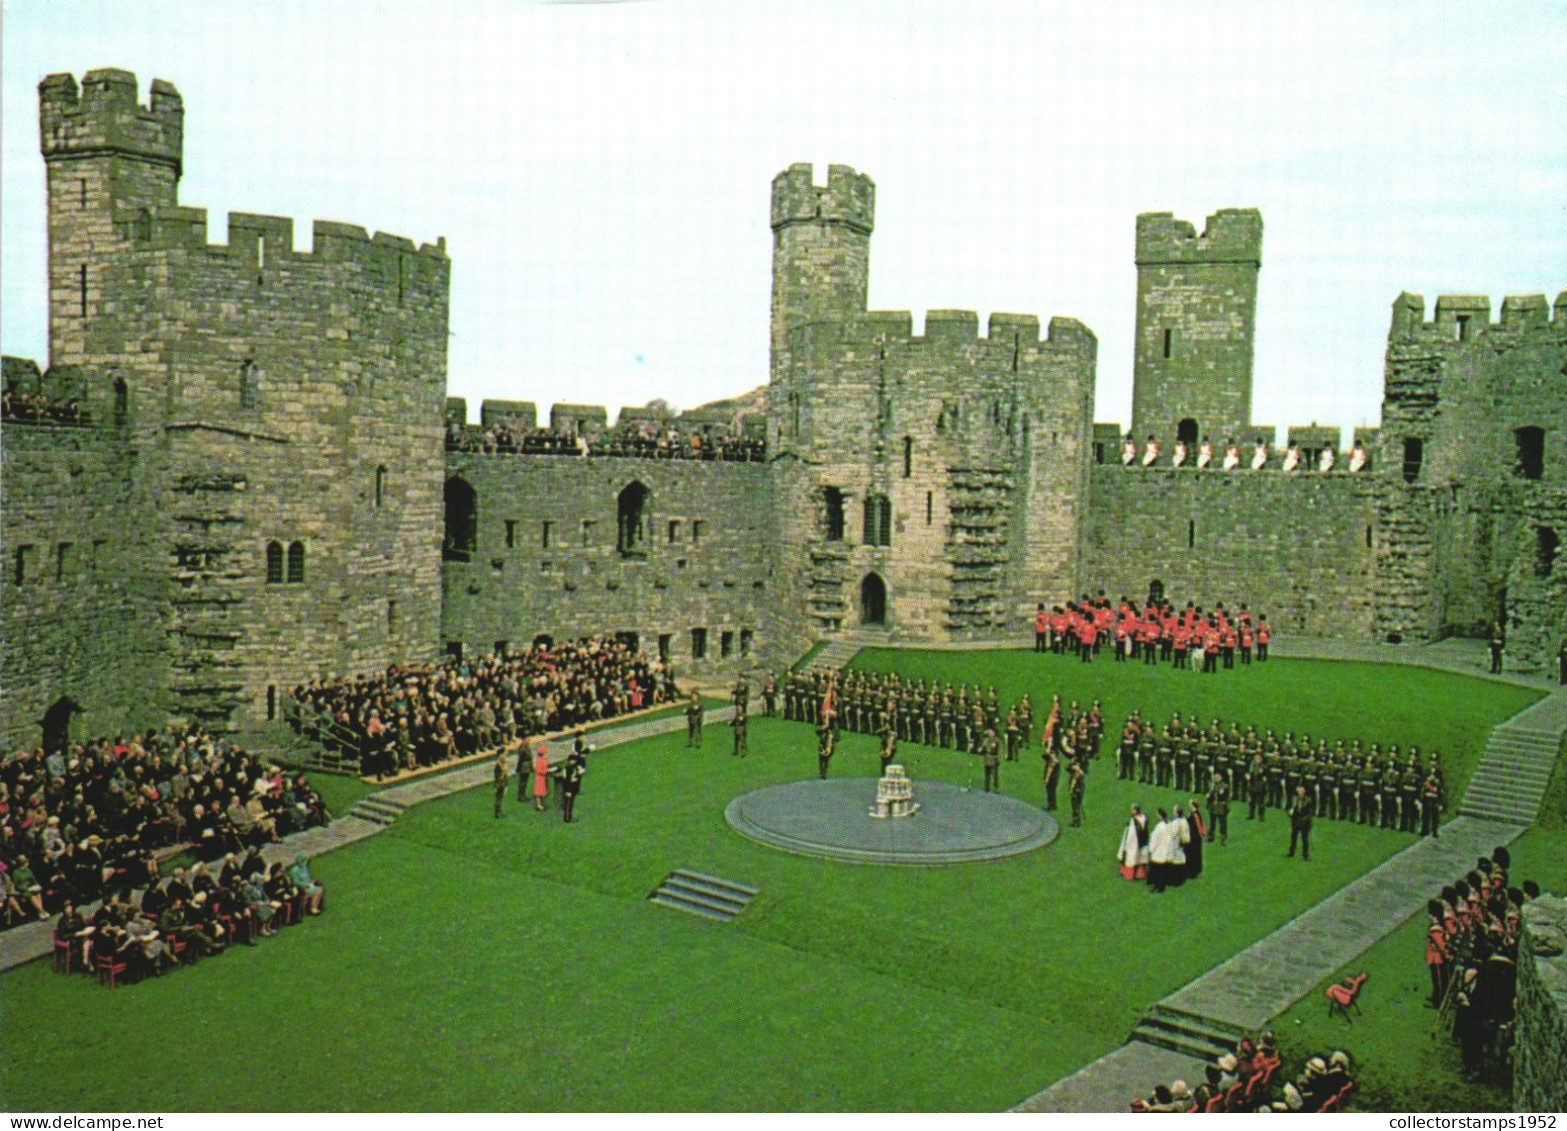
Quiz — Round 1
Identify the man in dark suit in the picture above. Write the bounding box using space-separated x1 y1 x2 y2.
561 751 585 823
1287 785 1314 861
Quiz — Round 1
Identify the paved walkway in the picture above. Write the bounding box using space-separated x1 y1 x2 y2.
0 705 734 975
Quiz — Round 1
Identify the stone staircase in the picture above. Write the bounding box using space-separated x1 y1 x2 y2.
648 869 758 922
1458 720 1562 825
346 795 407 827
810 638 863 671
1128 1003 1246 1061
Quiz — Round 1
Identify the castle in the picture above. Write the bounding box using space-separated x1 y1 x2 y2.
3 69 1565 751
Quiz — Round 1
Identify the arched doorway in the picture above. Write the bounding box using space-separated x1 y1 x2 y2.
860 572 887 626
1177 418 1199 446
1147 578 1165 608
41 696 81 754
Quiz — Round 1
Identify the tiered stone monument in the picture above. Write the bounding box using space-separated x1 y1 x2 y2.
869 764 919 819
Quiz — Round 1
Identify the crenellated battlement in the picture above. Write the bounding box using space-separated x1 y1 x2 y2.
40 70 183 173
1389 291 1567 342
771 163 875 234
1135 208 1262 266
856 310 1092 351
132 207 447 264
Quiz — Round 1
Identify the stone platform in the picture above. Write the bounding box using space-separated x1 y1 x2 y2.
724 778 1058 865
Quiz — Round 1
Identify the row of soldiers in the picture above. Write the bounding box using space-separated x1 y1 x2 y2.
780 667 1048 757
1120 712 1447 835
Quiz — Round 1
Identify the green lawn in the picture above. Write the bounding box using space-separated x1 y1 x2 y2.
0 653 1547 1111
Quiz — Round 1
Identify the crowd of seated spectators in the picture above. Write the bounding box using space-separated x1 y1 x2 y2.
1038 593 1274 672
1 386 89 425
289 635 678 779
0 725 330 932
1425 845 1537 1081
1133 1030 1357 1112
445 418 765 462
51 851 325 986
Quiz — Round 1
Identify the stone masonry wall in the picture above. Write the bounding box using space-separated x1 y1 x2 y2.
1514 893 1567 1114
1085 465 1377 636
441 453 773 673
29 70 450 730
770 310 1094 642
1129 209 1262 447
1376 293 1567 668
0 417 164 750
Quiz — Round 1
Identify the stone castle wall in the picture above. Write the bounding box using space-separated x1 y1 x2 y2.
0 413 165 750
1085 465 1377 635
440 451 773 671
2 68 451 742
1129 209 1262 446
1376 294 1567 668
1514 894 1567 1113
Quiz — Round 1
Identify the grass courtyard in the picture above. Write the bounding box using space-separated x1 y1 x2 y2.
0 651 1549 1111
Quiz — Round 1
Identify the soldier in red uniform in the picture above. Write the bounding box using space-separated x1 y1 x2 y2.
1426 898 1450 1008
1034 604 1049 653
1257 618 1272 661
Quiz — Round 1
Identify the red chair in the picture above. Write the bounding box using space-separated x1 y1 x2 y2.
1326 972 1369 1021
51 937 75 974
95 949 129 988
1220 1082 1245 1112
1321 1081 1356 1112
1203 1093 1226 1113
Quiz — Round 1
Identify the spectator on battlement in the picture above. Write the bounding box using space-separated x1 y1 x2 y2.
445 417 763 461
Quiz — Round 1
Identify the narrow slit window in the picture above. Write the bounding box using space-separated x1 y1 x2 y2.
1162 328 1173 359
926 491 933 525
903 436 913 478
1187 519 1195 549
79 264 88 318
504 519 516 548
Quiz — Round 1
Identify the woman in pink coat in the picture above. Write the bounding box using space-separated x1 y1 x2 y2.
531 746 551 812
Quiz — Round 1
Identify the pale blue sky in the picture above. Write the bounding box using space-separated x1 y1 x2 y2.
4 0 1563 438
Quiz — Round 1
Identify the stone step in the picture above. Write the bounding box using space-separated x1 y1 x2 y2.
668 868 759 901
1456 804 1532 825
1128 1019 1235 1062
661 877 751 913
346 804 397 826
648 892 736 922
356 797 407 816
1145 1003 1249 1044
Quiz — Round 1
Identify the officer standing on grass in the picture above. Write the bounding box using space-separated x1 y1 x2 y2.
816 720 836 779
561 748 586 823
685 691 704 748
1286 784 1314 861
980 726 1002 792
731 704 749 758
1068 758 1086 827
493 751 508 819
1206 770 1231 847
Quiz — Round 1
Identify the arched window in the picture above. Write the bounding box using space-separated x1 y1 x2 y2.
444 477 477 561
860 572 887 625
863 494 892 546
1177 418 1199 446
375 465 388 508
1515 426 1545 481
617 481 651 557
240 360 259 410
265 541 284 584
286 541 306 584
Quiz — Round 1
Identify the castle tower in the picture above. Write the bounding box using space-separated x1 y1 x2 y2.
1129 208 1262 449
769 163 875 371
39 70 183 367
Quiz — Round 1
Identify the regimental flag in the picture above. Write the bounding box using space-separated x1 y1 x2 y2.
821 677 837 723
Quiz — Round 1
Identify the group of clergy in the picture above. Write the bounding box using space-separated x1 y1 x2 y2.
1117 802 1206 893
